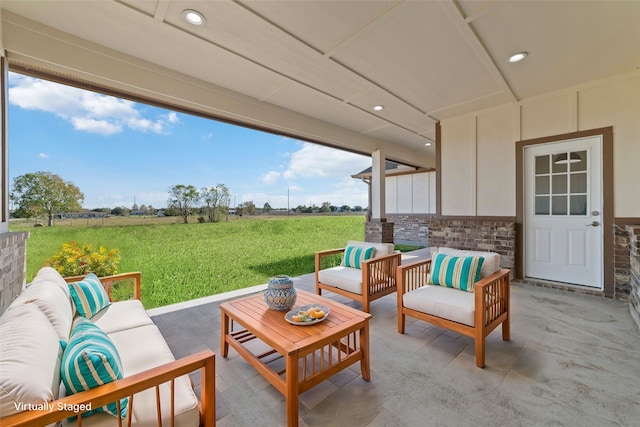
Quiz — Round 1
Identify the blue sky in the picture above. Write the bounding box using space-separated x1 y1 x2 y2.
8 72 371 210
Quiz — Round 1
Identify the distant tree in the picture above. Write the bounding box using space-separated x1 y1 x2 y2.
340 205 351 212
353 205 363 212
263 202 272 213
168 184 200 223
132 202 139 212
319 202 331 213
330 205 338 212
147 204 156 215
10 171 84 226
238 201 257 216
201 184 231 222
139 204 149 215
111 206 130 216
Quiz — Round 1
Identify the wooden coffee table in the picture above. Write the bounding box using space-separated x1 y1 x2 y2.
220 289 371 427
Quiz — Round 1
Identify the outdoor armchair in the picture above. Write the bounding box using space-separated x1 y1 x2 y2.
315 240 401 313
397 248 510 368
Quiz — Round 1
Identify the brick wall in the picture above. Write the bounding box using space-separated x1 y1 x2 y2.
386 214 429 245
387 215 516 269
623 225 640 328
0 231 29 315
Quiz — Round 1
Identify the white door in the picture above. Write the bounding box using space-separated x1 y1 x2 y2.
524 136 603 288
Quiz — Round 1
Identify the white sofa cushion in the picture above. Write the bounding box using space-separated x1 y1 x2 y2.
12 278 73 341
90 325 200 427
345 240 394 258
0 303 63 416
318 266 363 295
436 247 501 279
108 325 176 375
403 285 475 327
79 299 154 335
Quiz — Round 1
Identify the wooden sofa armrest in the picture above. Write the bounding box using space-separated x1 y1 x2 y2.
65 272 142 301
0 349 216 427
474 269 510 331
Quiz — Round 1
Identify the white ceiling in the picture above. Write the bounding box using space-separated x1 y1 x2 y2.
2 0 639 168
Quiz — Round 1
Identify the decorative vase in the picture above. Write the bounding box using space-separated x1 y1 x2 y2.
264 275 297 311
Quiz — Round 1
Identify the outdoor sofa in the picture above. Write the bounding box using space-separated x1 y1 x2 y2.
0 267 215 427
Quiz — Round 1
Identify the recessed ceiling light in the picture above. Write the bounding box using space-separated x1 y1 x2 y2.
425 142 432 146
508 52 528 63
373 105 384 111
183 9 205 26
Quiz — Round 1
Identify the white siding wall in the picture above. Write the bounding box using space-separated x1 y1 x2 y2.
386 171 436 214
440 71 640 217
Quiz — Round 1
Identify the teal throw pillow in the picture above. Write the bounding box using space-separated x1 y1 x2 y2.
430 253 484 292
61 318 127 418
68 273 110 318
342 245 375 269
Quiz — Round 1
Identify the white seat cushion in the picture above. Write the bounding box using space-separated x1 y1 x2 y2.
82 300 154 335
318 266 363 295
403 285 475 327
108 325 176 375
437 247 501 279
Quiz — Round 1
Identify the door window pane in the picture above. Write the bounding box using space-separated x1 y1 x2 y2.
535 155 550 174
535 196 550 215
570 151 587 171
570 195 587 215
570 172 587 193
552 175 567 194
536 176 550 195
552 196 567 215
552 154 568 173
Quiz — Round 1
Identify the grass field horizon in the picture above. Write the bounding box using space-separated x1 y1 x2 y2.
12 215 378 309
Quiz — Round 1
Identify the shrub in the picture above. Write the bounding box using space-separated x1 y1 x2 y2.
45 241 121 277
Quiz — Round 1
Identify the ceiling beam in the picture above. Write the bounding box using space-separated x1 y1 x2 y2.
439 0 517 103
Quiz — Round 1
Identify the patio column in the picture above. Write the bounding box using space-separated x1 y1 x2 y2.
1 50 7 233
366 150 394 243
0 53 30 315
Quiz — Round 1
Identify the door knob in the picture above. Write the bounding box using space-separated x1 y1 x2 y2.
586 221 600 227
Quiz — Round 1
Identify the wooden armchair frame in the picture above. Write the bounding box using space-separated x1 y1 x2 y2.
316 248 401 312
397 259 510 368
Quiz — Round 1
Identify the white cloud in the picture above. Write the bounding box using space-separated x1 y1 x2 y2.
72 117 122 136
262 171 280 185
8 73 177 135
283 143 370 180
38 152 48 159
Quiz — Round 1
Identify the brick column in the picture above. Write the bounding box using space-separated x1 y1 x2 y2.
365 220 394 244
0 231 29 315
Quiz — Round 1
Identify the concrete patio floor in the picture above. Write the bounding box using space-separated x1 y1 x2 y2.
149 250 640 426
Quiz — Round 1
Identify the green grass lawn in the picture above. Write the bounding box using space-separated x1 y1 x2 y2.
15 216 374 308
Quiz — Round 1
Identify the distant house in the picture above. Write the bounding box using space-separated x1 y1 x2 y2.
57 209 108 219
